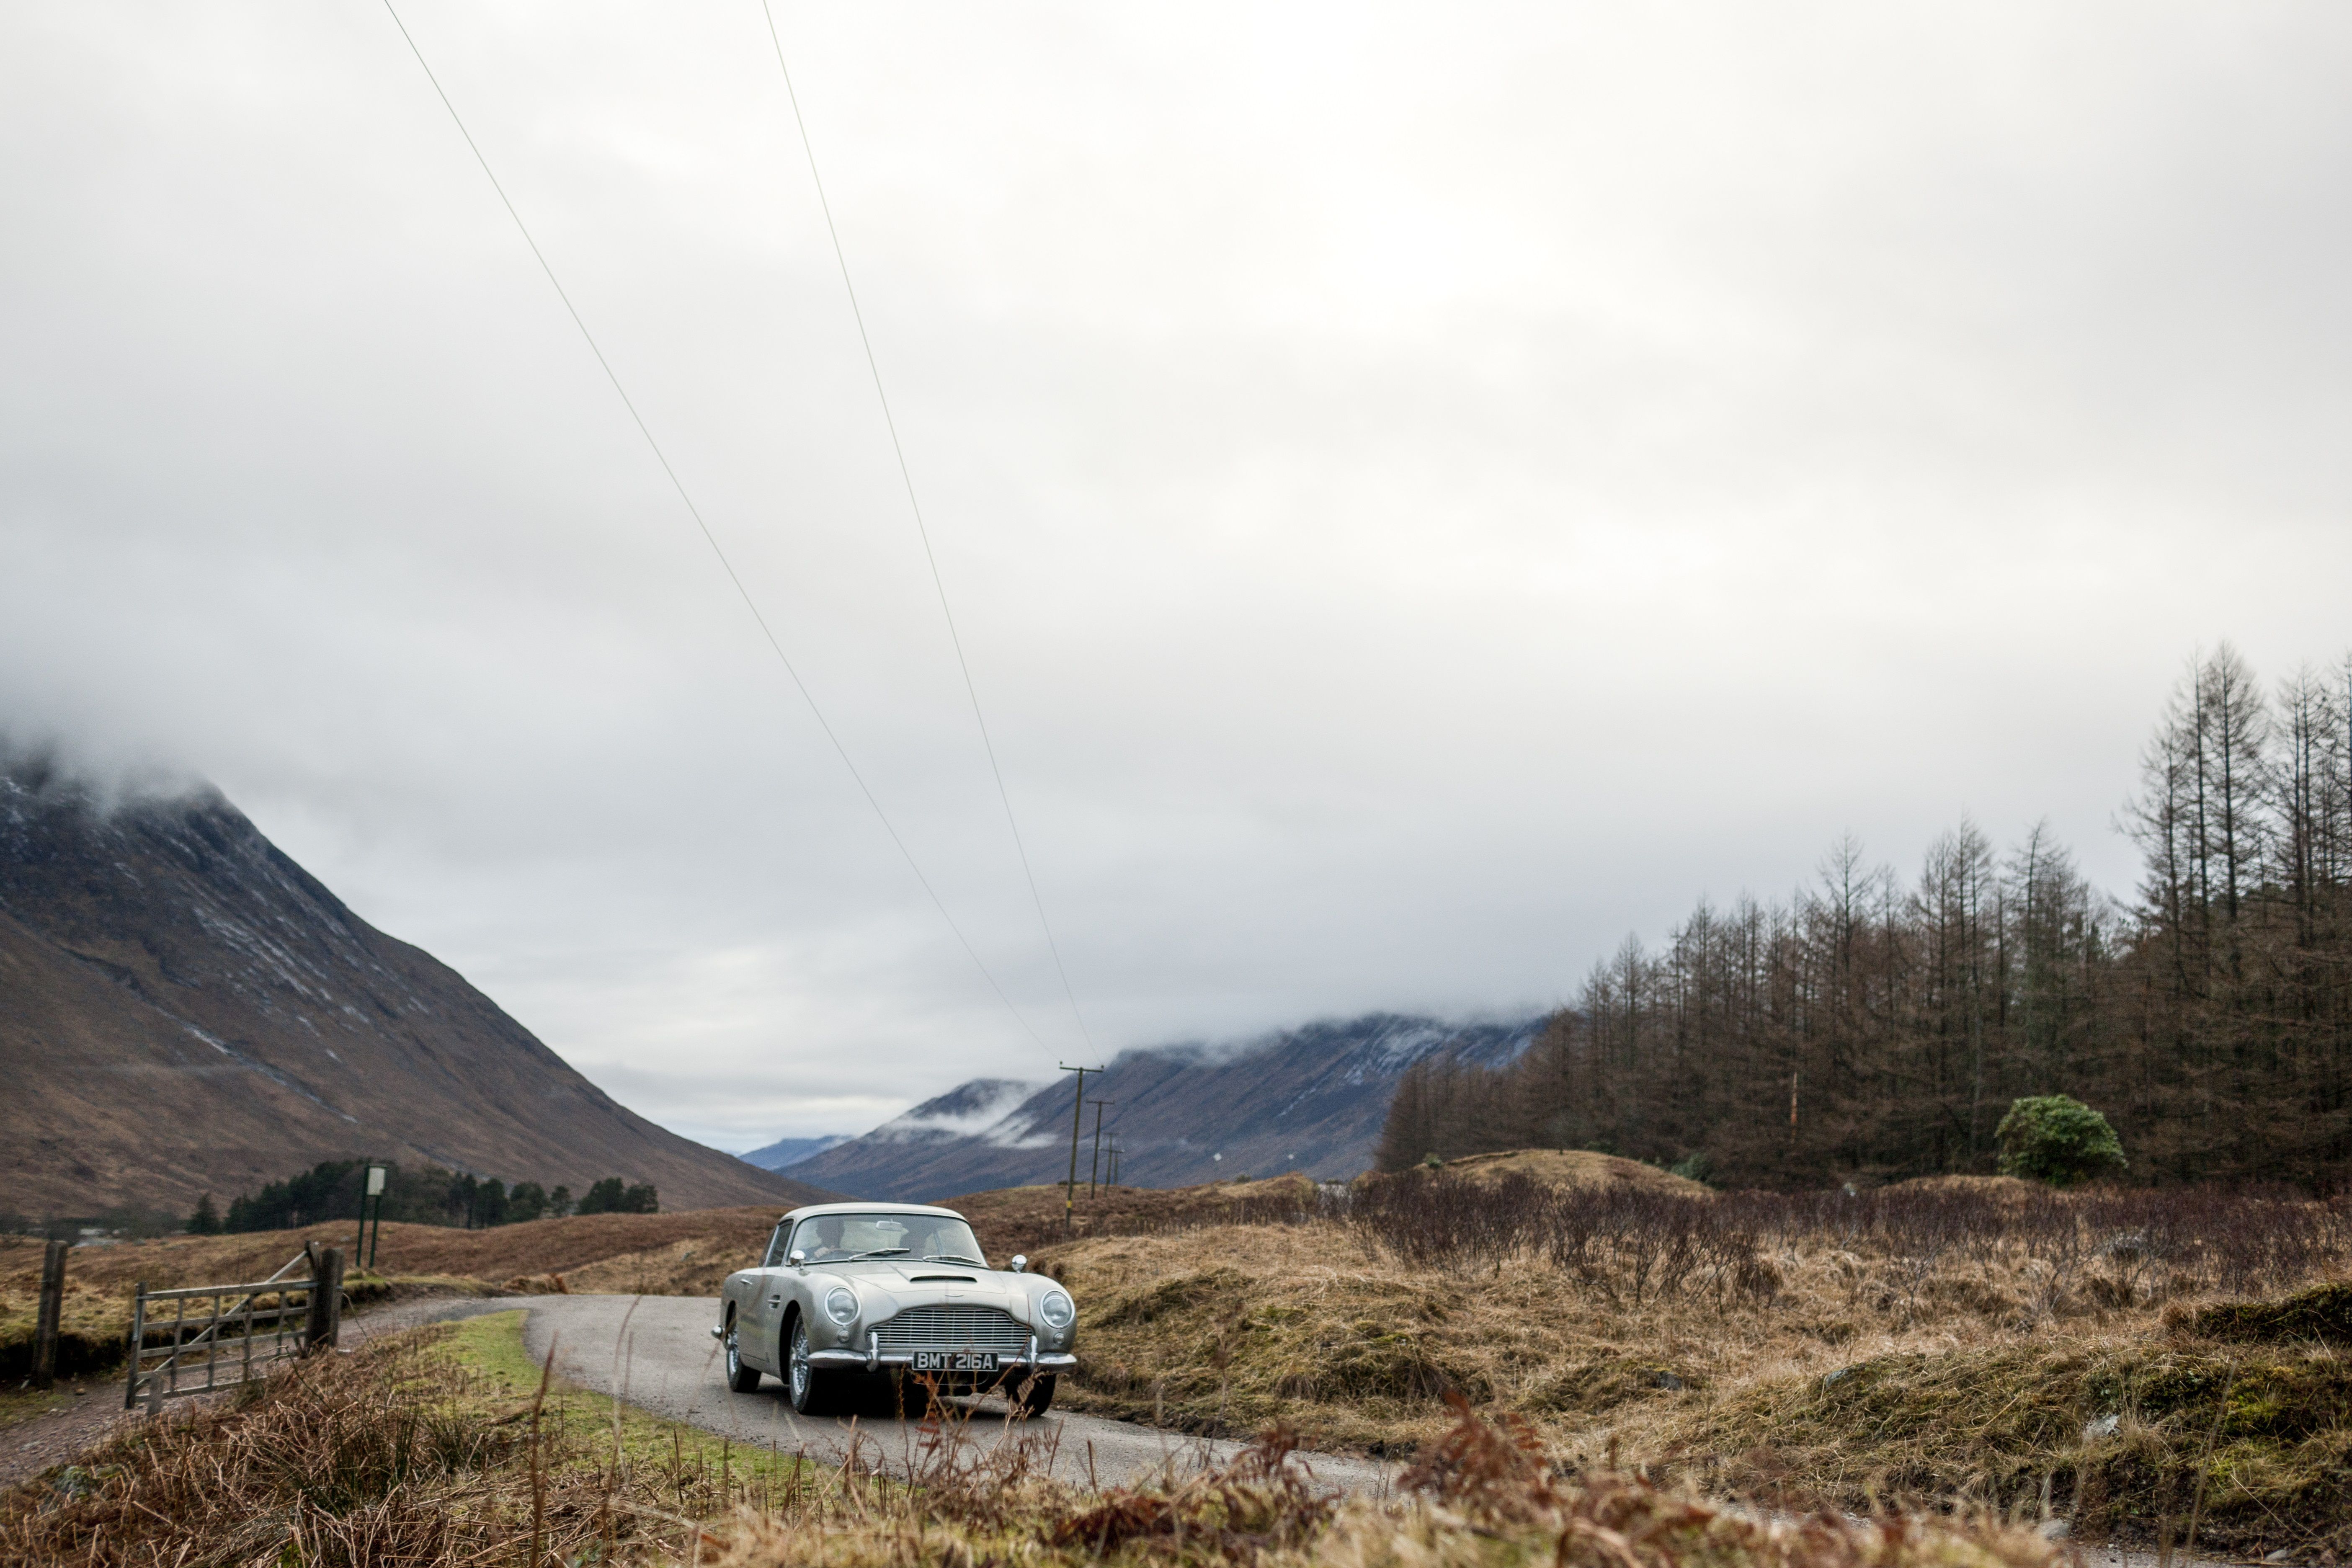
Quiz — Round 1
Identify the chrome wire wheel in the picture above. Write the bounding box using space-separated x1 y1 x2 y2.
788 1317 815 1412
724 1322 759 1393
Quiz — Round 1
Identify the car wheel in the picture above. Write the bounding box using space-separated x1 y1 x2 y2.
785 1314 833 1416
1011 1372 1056 1418
723 1320 761 1393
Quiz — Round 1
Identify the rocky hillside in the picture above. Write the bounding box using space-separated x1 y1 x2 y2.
0 756 836 1218
787 1014 1540 1199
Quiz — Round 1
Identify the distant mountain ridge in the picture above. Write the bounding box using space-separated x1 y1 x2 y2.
737 1134 848 1173
0 756 836 1218
786 1014 1542 1201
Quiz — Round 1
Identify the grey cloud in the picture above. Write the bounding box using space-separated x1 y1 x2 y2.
6 2 2350 1145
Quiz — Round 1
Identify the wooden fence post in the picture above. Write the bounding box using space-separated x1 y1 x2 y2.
305 1247 344 1353
32 1238 68 1390
124 1283 146 1410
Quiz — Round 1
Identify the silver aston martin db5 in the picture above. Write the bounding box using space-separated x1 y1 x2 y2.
709 1202 1077 1416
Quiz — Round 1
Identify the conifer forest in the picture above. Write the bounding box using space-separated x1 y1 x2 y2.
1380 646 2352 1188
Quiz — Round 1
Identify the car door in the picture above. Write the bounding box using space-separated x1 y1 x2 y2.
740 1223 788 1369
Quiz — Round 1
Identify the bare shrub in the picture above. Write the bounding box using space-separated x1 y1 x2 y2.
1336 1168 2344 1322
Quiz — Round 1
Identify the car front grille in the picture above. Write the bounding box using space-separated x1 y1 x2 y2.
870 1305 1030 1356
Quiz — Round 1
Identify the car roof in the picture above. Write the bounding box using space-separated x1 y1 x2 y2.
776 1202 967 1224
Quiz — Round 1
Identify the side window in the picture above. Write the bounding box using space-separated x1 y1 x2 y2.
761 1224 788 1268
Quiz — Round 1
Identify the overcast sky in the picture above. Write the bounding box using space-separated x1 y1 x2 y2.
7 3 2351 1150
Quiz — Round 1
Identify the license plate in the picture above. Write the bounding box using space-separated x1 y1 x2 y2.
910 1351 999 1372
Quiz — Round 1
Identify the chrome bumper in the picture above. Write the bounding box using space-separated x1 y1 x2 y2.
808 1349 1077 1372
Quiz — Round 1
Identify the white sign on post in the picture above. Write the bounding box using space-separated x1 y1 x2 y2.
366 1166 387 1196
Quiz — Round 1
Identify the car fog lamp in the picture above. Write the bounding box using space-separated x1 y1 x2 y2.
824 1287 859 1326
1038 1291 1075 1331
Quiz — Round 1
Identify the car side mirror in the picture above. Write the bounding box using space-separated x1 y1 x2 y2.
788 1249 807 1267
1009 1254 1027 1274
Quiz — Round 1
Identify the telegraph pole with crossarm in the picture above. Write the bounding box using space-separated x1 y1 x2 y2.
1060 1063 1102 1236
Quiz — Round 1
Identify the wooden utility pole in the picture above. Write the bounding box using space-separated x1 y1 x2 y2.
1059 1063 1102 1236
32 1238 68 1389
1087 1098 1114 1197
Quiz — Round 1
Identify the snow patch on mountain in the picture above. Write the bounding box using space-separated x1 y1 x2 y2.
788 1012 1545 1201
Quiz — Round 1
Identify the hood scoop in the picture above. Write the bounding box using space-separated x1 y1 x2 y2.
906 1274 979 1283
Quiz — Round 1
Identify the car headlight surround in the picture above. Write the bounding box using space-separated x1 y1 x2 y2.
1038 1290 1075 1332
824 1287 859 1326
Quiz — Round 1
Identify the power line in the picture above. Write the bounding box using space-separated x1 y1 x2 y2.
756 1 1096 1057
377 0 1056 1056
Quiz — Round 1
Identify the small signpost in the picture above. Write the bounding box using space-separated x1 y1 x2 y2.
356 1163 389 1270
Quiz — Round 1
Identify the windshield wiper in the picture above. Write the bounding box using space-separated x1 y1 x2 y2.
846 1247 910 1260
924 1254 989 1268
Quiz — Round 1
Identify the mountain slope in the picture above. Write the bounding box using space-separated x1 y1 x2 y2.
0 758 836 1218
788 1014 1540 1200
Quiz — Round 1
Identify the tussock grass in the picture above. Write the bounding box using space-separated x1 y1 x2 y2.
1037 1174 2352 1555
1 1310 812 1565
1655 1341 2352 1555
2194 1279 2352 1344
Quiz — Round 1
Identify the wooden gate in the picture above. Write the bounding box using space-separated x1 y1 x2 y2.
125 1244 344 1410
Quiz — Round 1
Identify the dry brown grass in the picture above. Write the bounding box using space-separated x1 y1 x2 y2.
0 1207 784 1297
0 1276 139 1382
1438 1150 1710 1197
940 1151 1701 1261
944 1177 1331 1260
0 1311 811 1567
0 1210 789 1382
1880 1176 2043 1202
1036 1189 2352 1556
3 1310 2060 1568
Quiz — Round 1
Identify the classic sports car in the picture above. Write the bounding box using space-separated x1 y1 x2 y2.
710 1202 1077 1416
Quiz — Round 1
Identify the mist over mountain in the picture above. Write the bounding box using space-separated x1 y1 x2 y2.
0 753 834 1218
787 1014 1541 1201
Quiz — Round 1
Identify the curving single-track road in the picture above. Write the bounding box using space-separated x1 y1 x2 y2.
370 1294 1398 1496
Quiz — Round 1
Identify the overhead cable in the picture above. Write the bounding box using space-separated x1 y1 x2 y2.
756 1 1097 1057
377 0 1056 1055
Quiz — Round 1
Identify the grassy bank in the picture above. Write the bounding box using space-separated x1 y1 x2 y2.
1037 1175 2352 1557
0 1278 137 1383
3 1310 2061 1568
2 1310 809 1565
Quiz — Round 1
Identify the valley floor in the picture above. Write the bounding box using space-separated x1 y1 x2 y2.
4 1302 2070 1568
8 1164 2347 1560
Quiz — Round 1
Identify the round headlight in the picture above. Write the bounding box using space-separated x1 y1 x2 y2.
824 1287 859 1326
1038 1290 1074 1331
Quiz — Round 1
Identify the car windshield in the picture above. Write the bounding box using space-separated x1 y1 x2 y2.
791 1213 988 1267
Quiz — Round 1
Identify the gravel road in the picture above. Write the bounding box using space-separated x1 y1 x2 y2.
389 1293 1400 1498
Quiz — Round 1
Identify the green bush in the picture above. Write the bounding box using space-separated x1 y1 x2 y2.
1994 1094 2126 1186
